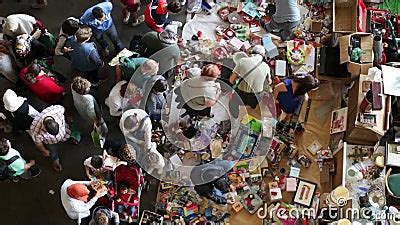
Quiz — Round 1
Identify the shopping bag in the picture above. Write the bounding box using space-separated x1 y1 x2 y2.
91 118 108 148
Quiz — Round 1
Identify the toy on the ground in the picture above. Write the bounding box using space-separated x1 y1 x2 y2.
298 154 312 168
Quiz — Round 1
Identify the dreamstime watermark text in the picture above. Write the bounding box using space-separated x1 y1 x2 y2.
257 203 400 222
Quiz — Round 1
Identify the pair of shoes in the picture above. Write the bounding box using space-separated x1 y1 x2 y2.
53 160 62 172
132 15 144 27
12 176 19 182
123 14 130 24
102 48 110 58
170 21 183 28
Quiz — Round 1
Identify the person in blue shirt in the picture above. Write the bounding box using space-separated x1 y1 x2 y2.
274 74 319 121
260 0 301 41
80 1 123 57
65 26 103 87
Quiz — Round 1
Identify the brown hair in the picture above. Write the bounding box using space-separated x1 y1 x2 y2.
120 144 136 162
201 64 221 79
71 76 91 95
76 26 92 43
94 212 109 225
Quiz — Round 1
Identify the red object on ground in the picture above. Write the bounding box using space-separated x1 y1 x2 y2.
19 67 65 104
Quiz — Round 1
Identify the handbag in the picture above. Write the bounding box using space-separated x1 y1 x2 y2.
91 117 108 148
91 100 108 148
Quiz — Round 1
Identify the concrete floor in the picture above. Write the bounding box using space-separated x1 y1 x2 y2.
0 1 186 224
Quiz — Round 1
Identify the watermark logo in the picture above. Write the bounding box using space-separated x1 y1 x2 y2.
336 197 347 207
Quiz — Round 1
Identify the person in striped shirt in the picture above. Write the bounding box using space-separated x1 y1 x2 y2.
30 105 71 171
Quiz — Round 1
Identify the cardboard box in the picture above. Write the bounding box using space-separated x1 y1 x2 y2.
333 0 357 33
345 75 389 145
347 62 373 75
310 20 323 33
339 33 373 64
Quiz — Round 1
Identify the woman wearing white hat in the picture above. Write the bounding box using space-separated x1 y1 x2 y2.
2 89 39 134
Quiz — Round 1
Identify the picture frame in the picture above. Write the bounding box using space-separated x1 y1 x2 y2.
240 191 264 214
307 140 323 155
261 167 274 178
362 80 371 92
386 143 400 167
292 179 317 207
330 107 348 134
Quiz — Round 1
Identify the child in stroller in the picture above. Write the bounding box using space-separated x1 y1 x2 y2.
110 165 143 223
115 181 138 223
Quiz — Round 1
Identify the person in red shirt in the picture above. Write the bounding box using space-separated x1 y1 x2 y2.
19 61 66 104
115 181 138 223
144 0 182 33
119 0 144 26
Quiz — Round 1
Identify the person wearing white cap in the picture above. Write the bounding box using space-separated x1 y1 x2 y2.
2 89 39 134
228 45 271 118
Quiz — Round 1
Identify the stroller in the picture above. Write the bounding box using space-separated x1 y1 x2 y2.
99 164 144 223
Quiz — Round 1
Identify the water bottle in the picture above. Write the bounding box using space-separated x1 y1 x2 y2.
187 0 202 13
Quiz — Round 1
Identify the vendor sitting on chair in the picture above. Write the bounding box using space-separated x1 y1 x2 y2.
273 74 319 121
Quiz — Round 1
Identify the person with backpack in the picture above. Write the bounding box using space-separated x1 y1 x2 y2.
0 138 41 181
